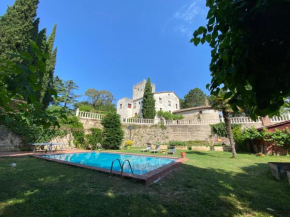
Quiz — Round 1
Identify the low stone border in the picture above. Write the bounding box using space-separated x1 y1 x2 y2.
191 146 232 152
31 151 186 185
268 162 290 180
174 146 188 150
287 171 290 186
191 146 210 151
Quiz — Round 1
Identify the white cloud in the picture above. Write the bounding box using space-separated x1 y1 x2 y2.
161 1 206 37
174 25 191 36
174 1 203 23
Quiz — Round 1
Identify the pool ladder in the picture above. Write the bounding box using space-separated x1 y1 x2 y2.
110 158 134 176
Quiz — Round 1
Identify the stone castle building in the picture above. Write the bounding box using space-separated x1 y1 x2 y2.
117 80 180 118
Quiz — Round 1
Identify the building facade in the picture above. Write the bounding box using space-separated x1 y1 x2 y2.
117 80 180 118
173 106 219 121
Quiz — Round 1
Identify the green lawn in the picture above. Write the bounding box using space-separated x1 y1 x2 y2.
0 149 290 217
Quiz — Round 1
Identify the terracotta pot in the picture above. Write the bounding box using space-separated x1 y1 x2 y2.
180 152 186 158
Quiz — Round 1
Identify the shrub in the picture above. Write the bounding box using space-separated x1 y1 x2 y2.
232 125 248 151
84 128 102 150
187 140 211 146
61 116 85 147
169 141 187 146
78 104 96 112
242 127 290 149
101 113 124 149
210 122 240 138
264 128 290 148
157 110 183 120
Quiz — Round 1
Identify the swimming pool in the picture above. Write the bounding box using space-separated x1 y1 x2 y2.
34 151 184 184
41 152 175 175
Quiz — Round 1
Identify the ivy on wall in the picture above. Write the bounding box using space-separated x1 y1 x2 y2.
210 122 240 138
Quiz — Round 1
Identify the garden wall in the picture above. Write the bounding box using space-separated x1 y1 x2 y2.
79 118 264 147
79 118 212 147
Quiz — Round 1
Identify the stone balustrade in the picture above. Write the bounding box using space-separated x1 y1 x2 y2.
76 109 290 126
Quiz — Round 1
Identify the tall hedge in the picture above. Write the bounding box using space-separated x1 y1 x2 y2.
101 113 124 149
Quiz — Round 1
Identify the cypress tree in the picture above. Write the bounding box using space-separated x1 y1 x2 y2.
42 25 57 108
0 0 39 58
0 0 57 108
101 113 124 149
142 78 156 119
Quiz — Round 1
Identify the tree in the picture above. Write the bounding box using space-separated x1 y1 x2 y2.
191 0 290 119
0 0 57 108
42 24 57 108
101 113 124 149
85 88 115 108
182 88 207 108
53 77 79 108
84 88 116 113
0 40 58 128
210 91 237 158
142 78 156 119
0 0 39 59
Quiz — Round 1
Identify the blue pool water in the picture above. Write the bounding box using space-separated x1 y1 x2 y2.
41 152 175 175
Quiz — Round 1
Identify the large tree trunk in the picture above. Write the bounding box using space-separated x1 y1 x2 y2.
222 110 237 158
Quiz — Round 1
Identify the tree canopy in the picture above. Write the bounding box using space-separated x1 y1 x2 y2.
53 77 79 109
142 78 156 119
85 88 115 108
0 0 39 57
0 0 57 109
191 0 290 119
182 88 207 108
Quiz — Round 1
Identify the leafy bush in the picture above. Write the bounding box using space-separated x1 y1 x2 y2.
84 128 102 150
101 113 124 149
264 128 290 147
242 127 290 148
157 111 183 120
232 125 248 151
186 140 210 146
169 141 187 146
210 122 240 137
78 104 97 112
61 116 85 147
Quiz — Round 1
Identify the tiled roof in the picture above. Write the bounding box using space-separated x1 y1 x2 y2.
257 120 290 131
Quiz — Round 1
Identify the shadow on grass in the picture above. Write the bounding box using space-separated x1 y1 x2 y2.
0 156 289 217
186 151 211 155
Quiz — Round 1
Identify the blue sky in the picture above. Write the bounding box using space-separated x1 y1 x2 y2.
0 0 211 102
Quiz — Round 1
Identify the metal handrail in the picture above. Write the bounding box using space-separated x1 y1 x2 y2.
121 160 134 176
110 158 122 174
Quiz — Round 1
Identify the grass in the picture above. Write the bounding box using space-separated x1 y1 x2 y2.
0 149 290 217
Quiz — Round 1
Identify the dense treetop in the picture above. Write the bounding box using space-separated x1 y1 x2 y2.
192 0 290 119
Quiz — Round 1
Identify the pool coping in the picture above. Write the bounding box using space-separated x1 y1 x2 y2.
31 151 186 185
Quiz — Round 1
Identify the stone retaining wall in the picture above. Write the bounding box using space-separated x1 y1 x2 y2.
79 118 264 147
0 125 23 152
